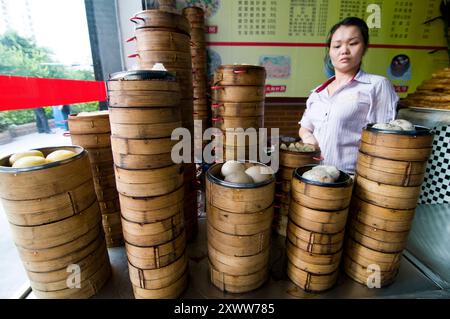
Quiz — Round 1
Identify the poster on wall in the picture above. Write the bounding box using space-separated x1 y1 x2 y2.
176 0 449 98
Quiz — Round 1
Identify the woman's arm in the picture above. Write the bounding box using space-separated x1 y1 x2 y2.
367 78 399 123
299 127 319 146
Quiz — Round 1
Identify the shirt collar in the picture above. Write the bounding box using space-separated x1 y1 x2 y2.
313 69 371 93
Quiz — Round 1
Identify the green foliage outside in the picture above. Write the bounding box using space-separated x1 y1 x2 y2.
0 31 98 132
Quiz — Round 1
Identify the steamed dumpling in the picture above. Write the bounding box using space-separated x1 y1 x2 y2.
302 167 334 183
288 143 296 151
313 165 340 181
280 143 288 150
221 160 245 177
245 165 272 183
372 123 403 131
389 119 414 131
225 171 254 184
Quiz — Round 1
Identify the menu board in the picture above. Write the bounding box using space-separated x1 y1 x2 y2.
177 0 449 97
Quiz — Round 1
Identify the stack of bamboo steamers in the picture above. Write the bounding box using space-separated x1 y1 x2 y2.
344 125 434 287
107 71 188 299
182 7 209 137
128 9 198 241
274 148 320 236
206 163 275 293
68 112 123 247
211 65 266 161
287 166 353 292
0 146 111 298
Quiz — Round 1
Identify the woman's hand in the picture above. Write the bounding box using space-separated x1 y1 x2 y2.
299 127 319 146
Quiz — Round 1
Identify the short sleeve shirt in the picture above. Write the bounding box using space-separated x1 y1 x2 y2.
299 70 399 173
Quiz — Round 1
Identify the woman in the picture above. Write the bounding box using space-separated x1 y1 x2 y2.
299 17 399 173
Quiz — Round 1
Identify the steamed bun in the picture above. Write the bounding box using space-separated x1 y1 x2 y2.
372 123 403 131
221 160 245 176
313 165 340 180
225 171 254 184
389 119 415 131
245 165 272 183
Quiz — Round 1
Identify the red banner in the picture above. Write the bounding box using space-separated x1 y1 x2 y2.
0 75 107 111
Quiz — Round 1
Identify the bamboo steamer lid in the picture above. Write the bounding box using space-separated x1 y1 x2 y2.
290 165 354 211
207 203 273 236
68 111 110 134
132 9 191 35
133 270 188 299
209 260 268 293
126 231 186 270
360 124 433 162
287 261 338 292
211 85 265 102
128 252 188 289
354 174 421 210
205 162 275 214
286 240 342 275
214 65 266 86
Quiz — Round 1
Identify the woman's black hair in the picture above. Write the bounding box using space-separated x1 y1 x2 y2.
324 17 369 77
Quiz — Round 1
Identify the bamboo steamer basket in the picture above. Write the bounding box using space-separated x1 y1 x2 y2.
121 196 183 223
290 165 353 211
102 212 122 229
110 121 181 139
192 57 207 69
220 129 260 147
128 252 188 289
359 124 433 162
27 241 108 291
182 6 205 23
209 260 268 293
134 29 191 53
93 174 116 189
10 200 101 250
16 224 101 264
95 186 119 202
343 255 398 287
289 204 348 234
19 226 102 273
98 197 121 215
126 231 186 270
286 240 342 275
133 270 188 299
32 261 111 299
109 107 180 124
68 111 110 134
280 149 321 169
2 179 96 227
131 9 190 34
0 145 93 203
278 166 295 180
111 136 176 156
356 152 426 187
207 222 270 257
114 165 184 197
91 162 114 179
108 91 181 108
208 243 270 276
206 162 275 213
354 174 421 210
214 65 266 86
119 185 184 212
345 237 402 272
212 101 265 117
347 218 409 253
287 221 344 254
212 116 263 130
212 85 265 102
87 147 114 164
71 133 111 148
207 203 273 236
349 196 415 232
121 212 185 247
190 27 206 43
133 51 191 69
112 151 173 170
287 261 338 292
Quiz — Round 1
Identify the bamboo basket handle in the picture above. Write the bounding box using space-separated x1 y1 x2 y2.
212 103 223 109
63 132 71 137
233 69 248 74
313 155 324 161
128 53 140 59
126 36 137 43
211 117 223 123
130 16 145 24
